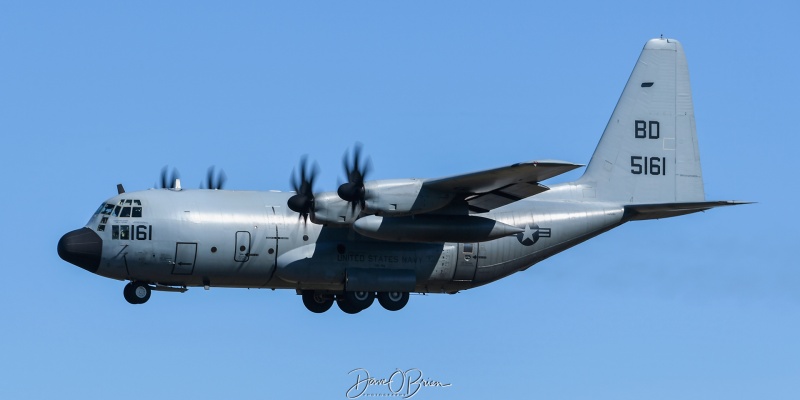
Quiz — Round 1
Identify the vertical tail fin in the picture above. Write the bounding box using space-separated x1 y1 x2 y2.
579 38 705 204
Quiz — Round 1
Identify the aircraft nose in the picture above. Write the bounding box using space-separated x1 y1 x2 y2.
58 228 103 274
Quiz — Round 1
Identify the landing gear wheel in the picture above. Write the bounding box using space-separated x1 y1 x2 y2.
336 295 362 314
302 291 334 313
124 282 151 304
378 291 409 311
123 283 137 304
345 291 375 310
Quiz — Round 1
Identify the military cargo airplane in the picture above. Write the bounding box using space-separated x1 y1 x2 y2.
58 38 745 313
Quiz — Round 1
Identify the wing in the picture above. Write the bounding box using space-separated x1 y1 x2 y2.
424 160 582 212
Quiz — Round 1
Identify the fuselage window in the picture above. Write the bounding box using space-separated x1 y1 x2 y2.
112 225 119 239
120 207 131 217
132 207 142 217
94 204 104 215
133 200 141 205
98 224 105 232
124 199 132 205
113 206 121 217
463 243 474 254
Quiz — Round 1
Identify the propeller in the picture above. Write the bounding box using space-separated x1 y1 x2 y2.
338 143 371 212
204 166 227 190
158 166 181 189
287 155 319 222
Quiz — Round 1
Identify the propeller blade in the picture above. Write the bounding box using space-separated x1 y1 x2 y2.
206 166 215 190
158 166 180 189
338 143 371 212
217 169 227 189
287 155 319 222
160 166 169 189
204 166 227 190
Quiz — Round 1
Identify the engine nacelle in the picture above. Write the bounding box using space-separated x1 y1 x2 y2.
363 179 454 216
353 215 523 243
311 192 359 226
309 179 457 226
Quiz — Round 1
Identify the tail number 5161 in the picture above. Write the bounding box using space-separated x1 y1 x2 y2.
631 156 666 175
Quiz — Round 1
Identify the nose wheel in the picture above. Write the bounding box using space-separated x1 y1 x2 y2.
123 282 151 304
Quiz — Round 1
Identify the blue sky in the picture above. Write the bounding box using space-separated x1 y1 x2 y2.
1 1 796 399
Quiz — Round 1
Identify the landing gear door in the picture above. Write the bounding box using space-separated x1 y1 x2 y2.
453 243 478 281
235 231 251 262
173 243 197 275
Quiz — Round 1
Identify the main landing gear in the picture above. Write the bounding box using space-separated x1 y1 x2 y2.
302 291 334 313
377 291 409 311
123 282 151 304
301 290 409 314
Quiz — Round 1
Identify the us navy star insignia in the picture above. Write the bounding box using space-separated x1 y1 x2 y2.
516 224 551 246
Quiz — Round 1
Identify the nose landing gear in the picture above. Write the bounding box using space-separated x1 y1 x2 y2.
123 282 151 304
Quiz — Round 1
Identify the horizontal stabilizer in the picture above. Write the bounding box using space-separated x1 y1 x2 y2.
624 201 751 221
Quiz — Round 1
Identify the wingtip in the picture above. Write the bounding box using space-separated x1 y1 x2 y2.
527 159 585 168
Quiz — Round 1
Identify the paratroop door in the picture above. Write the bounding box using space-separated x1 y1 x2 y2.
173 242 197 275
452 243 478 281
235 231 251 262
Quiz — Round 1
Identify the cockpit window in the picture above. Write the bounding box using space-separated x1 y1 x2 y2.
101 204 115 215
106 200 144 217
100 200 143 225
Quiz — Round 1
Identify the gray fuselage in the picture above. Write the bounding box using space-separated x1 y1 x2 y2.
84 184 624 294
